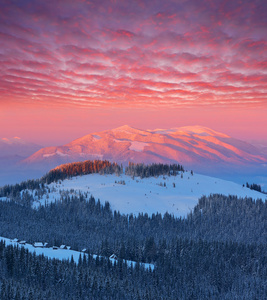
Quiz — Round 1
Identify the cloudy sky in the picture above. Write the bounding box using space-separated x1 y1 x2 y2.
0 0 266 145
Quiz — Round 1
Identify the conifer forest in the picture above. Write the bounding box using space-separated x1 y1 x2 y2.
0 162 266 299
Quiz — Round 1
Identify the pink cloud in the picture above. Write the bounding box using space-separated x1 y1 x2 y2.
0 0 266 115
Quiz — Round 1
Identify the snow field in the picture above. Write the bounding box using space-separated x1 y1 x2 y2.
31 171 266 218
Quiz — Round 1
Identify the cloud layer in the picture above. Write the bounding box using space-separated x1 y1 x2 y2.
0 0 266 109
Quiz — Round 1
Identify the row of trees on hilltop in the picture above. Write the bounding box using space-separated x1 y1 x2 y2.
42 160 122 184
245 182 266 193
125 162 184 178
0 161 184 197
0 160 122 197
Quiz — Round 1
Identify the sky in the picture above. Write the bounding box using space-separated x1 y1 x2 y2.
0 0 266 146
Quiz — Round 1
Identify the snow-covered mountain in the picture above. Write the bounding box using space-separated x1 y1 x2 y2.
22 125 267 174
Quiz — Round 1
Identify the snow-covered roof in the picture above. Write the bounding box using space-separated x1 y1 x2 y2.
34 242 44 247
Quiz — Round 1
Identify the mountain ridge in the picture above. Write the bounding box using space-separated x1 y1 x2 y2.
21 125 267 173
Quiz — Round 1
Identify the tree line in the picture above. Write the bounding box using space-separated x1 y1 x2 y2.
0 160 122 198
245 182 266 194
0 161 186 198
125 162 184 178
0 233 266 299
0 160 184 197
0 193 266 258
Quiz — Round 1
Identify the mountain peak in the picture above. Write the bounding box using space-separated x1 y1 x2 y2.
112 125 136 131
111 125 148 134
1 137 24 144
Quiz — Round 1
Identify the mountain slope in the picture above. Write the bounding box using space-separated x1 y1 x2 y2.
22 125 267 172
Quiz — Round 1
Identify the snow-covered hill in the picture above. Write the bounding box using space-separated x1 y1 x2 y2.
27 171 266 218
22 125 267 174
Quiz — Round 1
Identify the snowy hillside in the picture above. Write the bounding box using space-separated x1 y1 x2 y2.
29 171 266 218
0 237 154 270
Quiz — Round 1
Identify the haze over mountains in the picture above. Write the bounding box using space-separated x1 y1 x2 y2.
0 137 42 166
0 137 41 158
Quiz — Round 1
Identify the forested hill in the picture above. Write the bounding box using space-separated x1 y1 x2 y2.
43 160 122 184
0 159 266 299
0 160 119 197
0 193 266 299
0 161 184 197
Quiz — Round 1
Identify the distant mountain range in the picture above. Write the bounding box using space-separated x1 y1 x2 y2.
21 125 267 173
0 137 42 167
0 137 41 157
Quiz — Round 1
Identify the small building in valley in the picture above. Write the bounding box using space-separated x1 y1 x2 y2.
109 254 118 260
33 242 44 248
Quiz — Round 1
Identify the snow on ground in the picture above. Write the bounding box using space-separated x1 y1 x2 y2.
30 171 266 218
43 151 69 158
92 135 101 140
114 139 149 152
43 153 55 158
79 153 103 158
129 141 149 152
1 237 83 263
0 237 154 270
